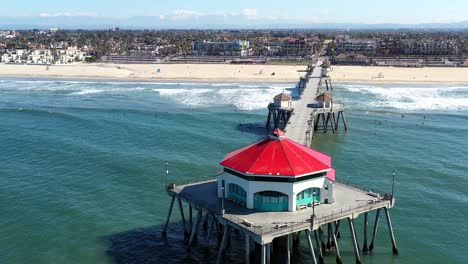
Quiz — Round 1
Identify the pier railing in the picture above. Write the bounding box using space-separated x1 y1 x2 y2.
169 179 392 238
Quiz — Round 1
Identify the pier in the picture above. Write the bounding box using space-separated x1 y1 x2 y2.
162 59 398 264
267 59 348 146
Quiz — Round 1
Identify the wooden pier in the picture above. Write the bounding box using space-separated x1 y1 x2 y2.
164 179 397 264
161 59 398 264
267 60 348 146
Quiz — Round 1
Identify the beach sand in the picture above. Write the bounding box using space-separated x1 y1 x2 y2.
330 65 468 84
0 63 305 82
0 63 468 84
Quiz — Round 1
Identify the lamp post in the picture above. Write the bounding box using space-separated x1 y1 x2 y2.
221 186 225 215
312 190 316 219
165 160 168 189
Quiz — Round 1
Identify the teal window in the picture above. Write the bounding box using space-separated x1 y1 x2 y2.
228 183 246 207
296 188 320 207
254 191 289 212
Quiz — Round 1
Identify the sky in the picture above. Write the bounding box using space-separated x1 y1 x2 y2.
1 0 467 26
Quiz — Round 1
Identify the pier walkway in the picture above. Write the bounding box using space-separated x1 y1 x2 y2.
285 61 322 144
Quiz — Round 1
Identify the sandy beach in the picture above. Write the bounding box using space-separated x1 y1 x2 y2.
1 63 468 84
0 63 305 82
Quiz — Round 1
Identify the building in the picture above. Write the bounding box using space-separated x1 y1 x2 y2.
265 38 311 57
403 40 458 55
55 47 86 64
28 49 54 64
273 93 292 109
217 129 335 212
333 54 369 65
336 39 377 54
192 39 250 57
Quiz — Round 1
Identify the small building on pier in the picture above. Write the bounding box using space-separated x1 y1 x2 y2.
314 93 333 108
217 129 335 212
273 93 293 109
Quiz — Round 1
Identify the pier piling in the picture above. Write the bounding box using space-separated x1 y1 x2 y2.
330 222 342 264
162 196 175 236
369 208 381 252
384 207 399 255
363 212 369 252
305 230 318 264
348 218 362 264
216 224 229 264
314 230 325 264
177 198 188 236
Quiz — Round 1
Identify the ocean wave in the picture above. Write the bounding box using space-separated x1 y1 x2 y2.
153 86 287 110
70 89 105 95
340 84 468 111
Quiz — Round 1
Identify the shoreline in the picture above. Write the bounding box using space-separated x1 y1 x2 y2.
1 63 468 84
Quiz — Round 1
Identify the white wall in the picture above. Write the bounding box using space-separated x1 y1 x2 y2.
218 172 328 211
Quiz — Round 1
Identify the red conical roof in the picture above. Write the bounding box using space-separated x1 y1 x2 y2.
220 132 331 177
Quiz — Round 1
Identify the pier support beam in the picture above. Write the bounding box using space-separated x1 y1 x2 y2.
362 212 369 252
335 220 341 238
177 198 188 236
162 196 175 236
305 230 318 264
330 223 342 264
216 224 229 264
327 223 332 249
245 234 250 264
261 244 266 264
207 214 215 243
369 208 380 252
314 230 324 264
348 218 362 264
266 243 271 264
384 207 399 255
319 227 327 252
286 234 292 264
188 209 202 248
189 203 193 232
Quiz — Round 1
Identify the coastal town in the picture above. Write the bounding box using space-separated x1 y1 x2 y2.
1 29 468 67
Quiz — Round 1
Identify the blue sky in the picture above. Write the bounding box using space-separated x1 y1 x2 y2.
1 0 467 24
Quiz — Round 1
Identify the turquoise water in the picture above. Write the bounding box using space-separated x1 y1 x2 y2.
1 78 467 263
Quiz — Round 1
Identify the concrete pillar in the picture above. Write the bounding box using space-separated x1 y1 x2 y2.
305 230 318 264
177 198 188 236
188 209 202 248
314 230 324 264
348 218 362 264
330 223 342 264
369 208 381 252
266 243 271 264
261 244 266 264
362 212 369 252
245 234 250 264
216 224 229 264
384 207 399 255
162 196 175 236
286 234 291 264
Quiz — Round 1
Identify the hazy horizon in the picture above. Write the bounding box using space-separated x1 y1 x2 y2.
1 0 468 30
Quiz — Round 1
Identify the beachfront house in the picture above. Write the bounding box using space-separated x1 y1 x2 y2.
217 129 335 212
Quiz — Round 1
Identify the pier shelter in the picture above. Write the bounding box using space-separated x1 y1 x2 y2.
218 129 335 212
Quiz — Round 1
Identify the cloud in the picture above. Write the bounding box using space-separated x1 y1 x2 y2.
39 12 98 17
171 9 205 20
242 8 257 20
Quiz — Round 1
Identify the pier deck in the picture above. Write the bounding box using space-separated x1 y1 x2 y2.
285 61 322 144
168 179 392 244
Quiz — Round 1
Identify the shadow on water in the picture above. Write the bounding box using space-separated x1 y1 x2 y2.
106 222 250 264
106 221 308 264
237 122 268 137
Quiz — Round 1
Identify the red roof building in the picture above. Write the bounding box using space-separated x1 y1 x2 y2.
217 129 336 212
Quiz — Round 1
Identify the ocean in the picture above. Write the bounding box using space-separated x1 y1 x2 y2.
1 78 467 264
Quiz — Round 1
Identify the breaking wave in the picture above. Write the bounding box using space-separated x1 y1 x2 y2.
340 84 468 111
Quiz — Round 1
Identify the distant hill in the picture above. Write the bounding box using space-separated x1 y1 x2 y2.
0 16 467 30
